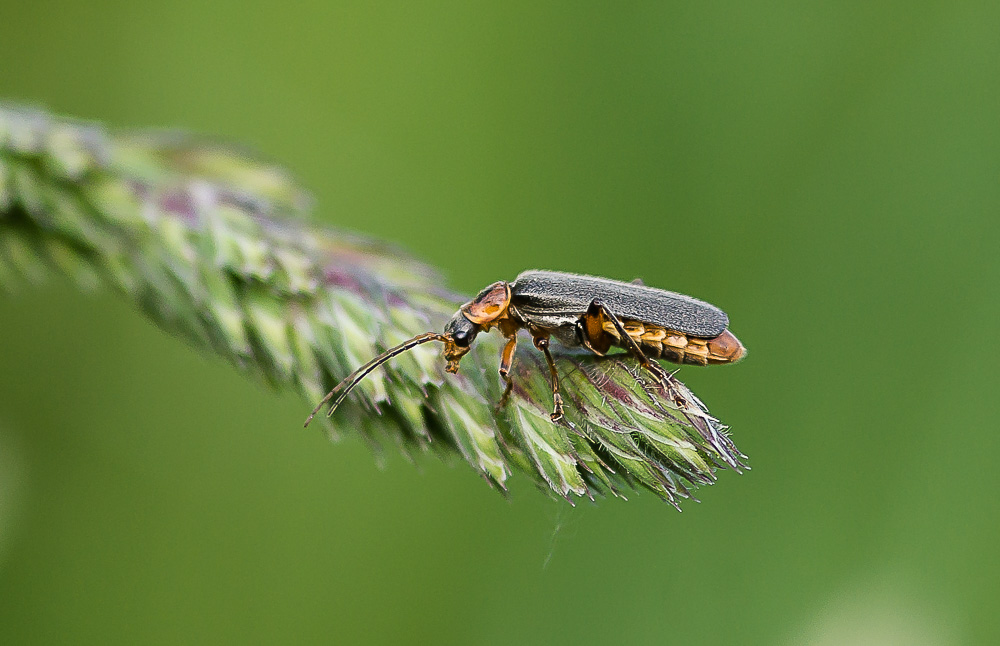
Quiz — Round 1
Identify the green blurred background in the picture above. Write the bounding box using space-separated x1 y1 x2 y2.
1 2 998 644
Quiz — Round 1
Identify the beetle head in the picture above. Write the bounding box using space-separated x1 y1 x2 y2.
442 311 479 372
441 282 511 373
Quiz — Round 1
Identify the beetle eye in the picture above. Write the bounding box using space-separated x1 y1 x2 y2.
452 327 472 346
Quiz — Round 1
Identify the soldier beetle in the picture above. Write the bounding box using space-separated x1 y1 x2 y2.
305 270 745 425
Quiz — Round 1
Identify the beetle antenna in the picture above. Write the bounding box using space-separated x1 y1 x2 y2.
304 332 451 427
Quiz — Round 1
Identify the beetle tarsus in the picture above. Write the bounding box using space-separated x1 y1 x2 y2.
549 393 565 422
496 377 514 413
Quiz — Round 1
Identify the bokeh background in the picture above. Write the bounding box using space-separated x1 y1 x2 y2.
1 2 998 644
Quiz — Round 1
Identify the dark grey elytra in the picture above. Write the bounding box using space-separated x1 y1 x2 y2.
509 270 729 338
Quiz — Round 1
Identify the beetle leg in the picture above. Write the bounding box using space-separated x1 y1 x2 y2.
496 334 518 411
532 335 565 422
575 320 607 356
588 299 670 384
499 334 517 378
497 379 514 412
577 305 614 355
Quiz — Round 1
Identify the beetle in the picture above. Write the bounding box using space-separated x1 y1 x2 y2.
305 270 745 426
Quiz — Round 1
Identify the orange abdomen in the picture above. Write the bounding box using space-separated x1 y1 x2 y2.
603 320 746 366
